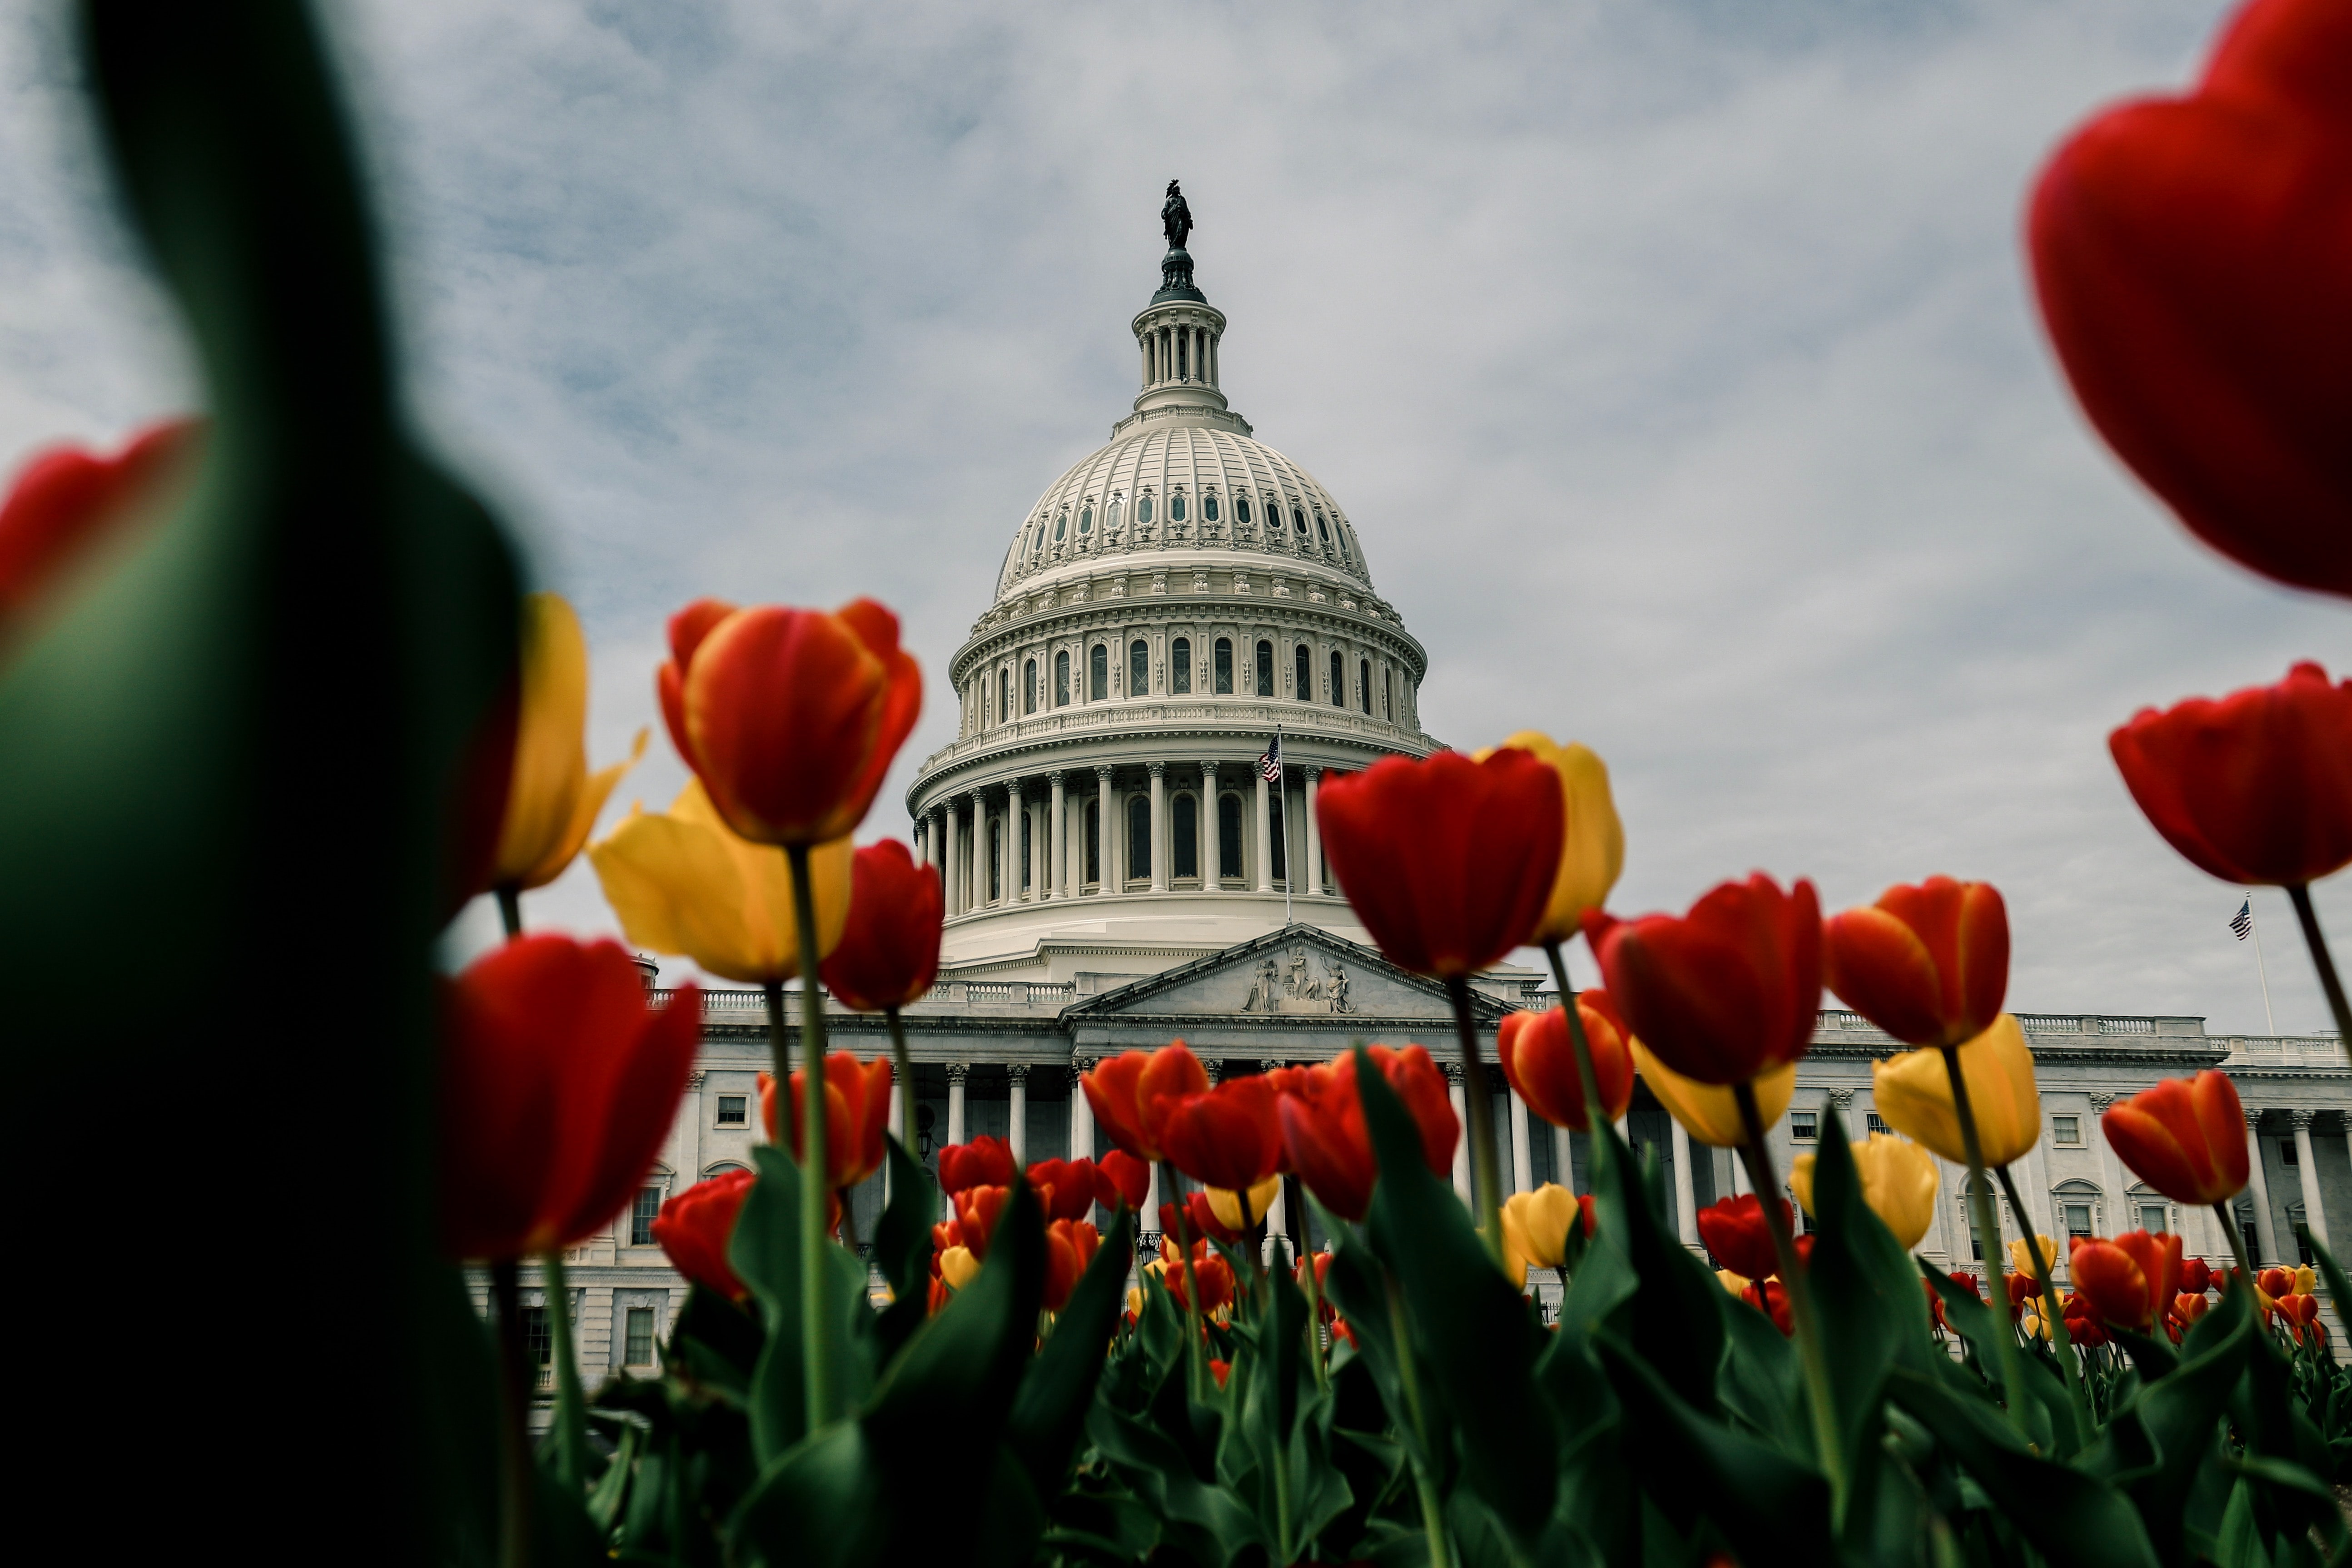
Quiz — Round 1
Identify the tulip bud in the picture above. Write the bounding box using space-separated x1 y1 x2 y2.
1160 1075 1286 1193
1632 1043 1796 1149
1697 1194 1790 1285
1476 732 1624 945
939 1136 1017 1195
1823 877 2009 1048
819 839 944 1012
1500 1184 1585 1282
651 1169 757 1305
2008 1235 2059 1279
760 1052 892 1190
1871 1015 2042 1166
1080 1042 1210 1164
1584 873 1822 1087
491 592 646 893
2100 1070 2252 1206
1789 1133 1940 1252
1276 1045 1458 1221
1205 1175 1282 1233
1498 995 1635 1132
1097 1149 1152 1211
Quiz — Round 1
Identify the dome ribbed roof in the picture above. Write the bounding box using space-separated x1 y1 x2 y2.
995 423 1370 604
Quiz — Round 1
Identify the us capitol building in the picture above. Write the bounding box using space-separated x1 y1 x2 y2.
507 189 2352 1385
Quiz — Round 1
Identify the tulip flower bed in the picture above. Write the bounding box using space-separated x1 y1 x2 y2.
4 3 2352 1568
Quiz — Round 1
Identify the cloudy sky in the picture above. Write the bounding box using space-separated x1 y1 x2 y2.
1 0 2342 1032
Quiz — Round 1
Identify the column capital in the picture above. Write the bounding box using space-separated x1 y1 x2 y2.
2247 1107 2268 1131
2288 1108 2318 1129
1260 1058 1287 1076
945 1062 971 1085
1007 1062 1030 1084
1200 759 1219 776
2088 1092 2116 1113
1095 764 1115 781
686 1071 707 1090
1204 1058 1225 1086
1442 1062 1466 1086
1828 1087 1854 1109
1049 769 1066 787
1306 764 1323 782
969 785 985 803
1005 777 1022 801
1148 760 1167 778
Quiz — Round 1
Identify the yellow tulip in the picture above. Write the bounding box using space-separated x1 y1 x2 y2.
588 778 852 982
1632 1042 1796 1147
1479 732 1625 945
1872 1014 2041 1166
1716 1268 1751 1297
1207 1176 1282 1231
1789 1133 1940 1251
492 593 647 891
2296 1265 2317 1295
939 1245 980 1290
2009 1235 2059 1277
1502 1183 1582 1281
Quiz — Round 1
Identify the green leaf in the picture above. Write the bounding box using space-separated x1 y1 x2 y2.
2303 1226 2352 1349
1318 1209 1447 1484
865 1135 937 1365
1088 1400 1263 1562
732 1145 814 1461
728 1421 880 1568
1884 1364 2160 1568
1356 1047 1560 1545
1583 1101 1727 1414
1802 1108 1913 1487
670 1282 764 1404
1006 1212 1135 1499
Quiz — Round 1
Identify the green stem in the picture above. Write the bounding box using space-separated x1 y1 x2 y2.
1734 1081 1847 1522
490 1260 535 1568
1385 1269 1453 1568
1443 976 1506 1268
1994 1162 2088 1428
1542 940 1614 1170
1940 1044 2034 1446
785 842 837 1429
885 1005 915 1153
1291 1175 1329 1389
2288 885 2352 1060
496 884 522 940
542 1250 588 1493
1163 1159 1208 1402
2215 1199 2257 1290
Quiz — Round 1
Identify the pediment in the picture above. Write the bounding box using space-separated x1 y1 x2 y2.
1065 924 1508 1023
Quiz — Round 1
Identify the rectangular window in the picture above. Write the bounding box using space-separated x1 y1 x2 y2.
523 1305 552 1388
1129 640 1149 697
2064 1203 2093 1239
716 1095 746 1126
1020 812 1032 889
1215 639 1233 694
1293 644 1310 699
1172 638 1192 694
1055 650 1070 706
1085 799 1100 884
1089 644 1107 700
2280 1139 2298 1167
2140 1202 2168 1233
1218 794 1243 879
630 1186 661 1245
1789 1110 1818 1142
1865 1112 1889 1135
2051 1114 2080 1146
624 1307 656 1367
1255 640 1273 697
1174 795 1198 879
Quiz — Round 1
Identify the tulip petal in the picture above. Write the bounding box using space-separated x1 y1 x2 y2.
1633 1044 1796 1148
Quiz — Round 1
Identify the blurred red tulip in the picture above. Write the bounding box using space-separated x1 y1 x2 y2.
2109 663 2352 887
1823 877 2009 1048
1276 1045 1459 1222
1081 1042 1210 1163
652 1169 757 1304
1498 995 1636 1131
819 839 943 1011
2101 1071 2253 1205
1163 1192 1241 1248
2175 1291 2212 1326
1208 1358 1231 1389
1584 874 1822 1087
2259 1265 2295 1299
1159 1075 1286 1192
1697 1194 1790 1285
2071 1231 2183 1330
955 1185 1012 1261
2007 1271 2037 1322
1028 1157 1113 1224
0 419 200 630
1156 1237 1236 1314
1316 749 1566 979
938 1136 1017 1195
1097 1149 1151 1210
2026 0 2352 598
2181 1256 2213 1296
1043 1219 1100 1313
663 597 921 846
439 935 702 1259
2064 1291 2110 1348
759 1052 892 1189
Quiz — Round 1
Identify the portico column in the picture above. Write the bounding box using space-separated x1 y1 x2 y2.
1047 772 1066 899
943 803 963 918
1555 1126 1573 1195
1069 1061 1094 1161
1095 766 1115 894
2245 1109 2282 1264
1508 1087 1533 1195
885 1077 903 1203
1253 771 1273 893
1005 780 1025 903
1148 762 1169 892
1444 1064 1472 1206
2291 1109 2328 1249
1303 766 1323 895
1008 1065 1029 1164
1671 1118 1700 1248
969 788 989 908
1200 762 1221 891
946 1063 969 1146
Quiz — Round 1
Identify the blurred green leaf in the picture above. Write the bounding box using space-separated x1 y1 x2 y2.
1007 1211 1134 1498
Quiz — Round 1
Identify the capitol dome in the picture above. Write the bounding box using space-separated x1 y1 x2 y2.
904 193 1436 980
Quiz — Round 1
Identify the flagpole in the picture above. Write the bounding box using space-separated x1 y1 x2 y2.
2253 900 2278 1036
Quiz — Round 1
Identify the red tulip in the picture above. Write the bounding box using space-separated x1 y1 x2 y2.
2006 1271 2037 1322
1042 1219 1100 1313
0 420 200 630
1497 995 1636 1131
1949 1270 1986 1304
1822 878 2009 1048
819 839 943 1011
1163 1192 1242 1248
1316 749 1566 979
2109 662 2352 887
1276 1045 1459 1222
1028 1157 1113 1224
2175 1291 2212 1327
1159 1075 1286 1192
2027 0 2352 599
2071 1231 2183 1330
1156 1238 1236 1315
1735 1278 1793 1336
2259 1265 2295 1300
2100 1070 2252 1205
1208 1358 1232 1389
938 1136 1017 1195
439 935 703 1259
758 1052 892 1190
651 1169 757 1304
2181 1256 2213 1296
955 1185 1013 1261
1584 874 1823 1086
663 596 921 846
1082 1042 1213 1164
2064 1291 2110 1348
1697 1194 1791 1285
1097 1149 1151 1210
1925 1276 1949 1332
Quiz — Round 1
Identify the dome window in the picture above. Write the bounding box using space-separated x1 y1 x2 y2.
1336 527 1352 563
1254 639 1273 697
1329 650 1344 708
1171 637 1192 694
1359 658 1372 715
1170 491 1186 523
1214 637 1233 694
1292 506 1308 533
1089 643 1108 700
1104 498 1119 532
1055 650 1071 706
1234 494 1251 525
1055 511 1069 542
1129 639 1149 696
1138 493 1154 525
1203 492 1219 523
1315 514 1332 545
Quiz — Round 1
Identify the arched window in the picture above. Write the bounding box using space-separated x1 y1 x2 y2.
1170 491 1187 522
999 669 1011 723
1127 796 1150 884
1129 640 1149 697
1235 494 1252 525
1214 638 1233 694
1174 794 1198 879
1336 526 1352 563
1359 659 1372 715
2054 1180 2102 1245
1029 524 1045 558
1255 640 1273 696
1084 799 1100 885
1381 669 1392 719
1055 650 1070 706
1329 650 1345 708
1024 659 1038 715
1293 506 1307 533
1218 794 1243 878
1293 643 1311 700
1020 811 1032 891
1079 504 1092 534
989 820 1003 900
1178 335 1188 377
1203 492 1219 522
1104 498 1119 531
1138 493 1155 525
1089 644 1108 700
1171 637 1192 694
1054 511 1068 542
1316 514 1332 545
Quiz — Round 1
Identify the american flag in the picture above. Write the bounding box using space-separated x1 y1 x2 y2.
1258 731 1283 782
2231 899 2254 941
